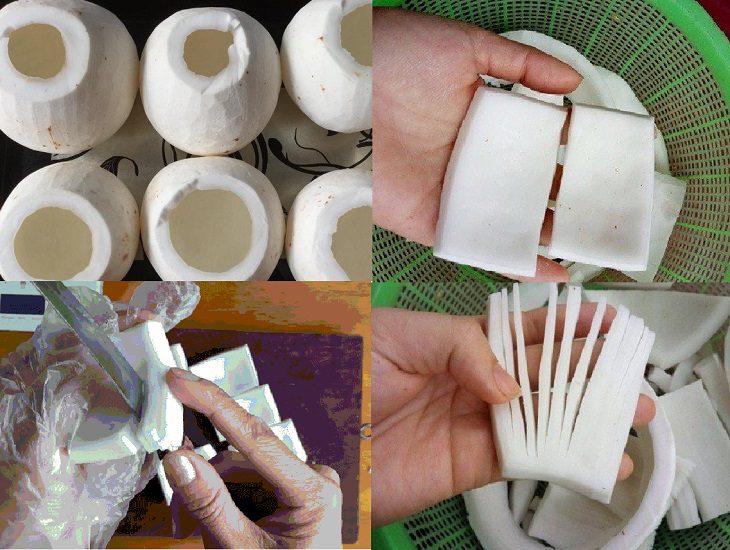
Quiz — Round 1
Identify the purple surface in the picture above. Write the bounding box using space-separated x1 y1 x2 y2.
168 328 364 544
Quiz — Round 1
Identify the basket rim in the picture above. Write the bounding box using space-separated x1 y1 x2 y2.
372 0 730 106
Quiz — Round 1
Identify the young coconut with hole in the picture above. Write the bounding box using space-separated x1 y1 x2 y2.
0 162 139 281
281 0 372 133
141 157 285 281
140 7 281 156
286 168 372 281
0 0 138 153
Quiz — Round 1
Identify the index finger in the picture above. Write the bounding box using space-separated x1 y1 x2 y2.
165 368 322 507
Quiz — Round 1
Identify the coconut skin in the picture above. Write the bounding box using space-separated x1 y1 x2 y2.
140 8 281 156
0 161 139 280
281 0 372 133
0 0 138 154
142 157 285 281
286 168 372 281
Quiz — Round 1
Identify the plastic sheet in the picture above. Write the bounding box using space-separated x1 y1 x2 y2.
0 282 199 548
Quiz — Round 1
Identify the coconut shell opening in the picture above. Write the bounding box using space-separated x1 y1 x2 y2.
341 4 372 67
8 23 65 79
331 205 372 280
183 29 234 77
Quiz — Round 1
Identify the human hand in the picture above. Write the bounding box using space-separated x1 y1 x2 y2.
162 368 343 549
373 9 582 282
372 306 656 527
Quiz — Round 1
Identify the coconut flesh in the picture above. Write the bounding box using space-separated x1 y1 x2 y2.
168 189 253 274
14 207 92 280
331 205 373 280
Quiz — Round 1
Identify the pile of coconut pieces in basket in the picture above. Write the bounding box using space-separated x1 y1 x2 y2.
464 287 730 549
157 344 307 506
434 31 685 282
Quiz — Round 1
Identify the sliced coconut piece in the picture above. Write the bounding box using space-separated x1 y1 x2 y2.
669 355 698 392
509 480 538 525
434 87 566 276
583 290 730 370
69 321 183 463
667 484 701 530
141 8 280 156
189 345 259 397
0 0 138 153
194 444 217 461
282 0 371 133
270 420 308 462
500 30 614 108
511 83 564 106
647 366 672 394
214 385 281 442
142 157 285 281
567 262 605 283
527 483 622 548
170 344 188 371
286 168 372 281
659 381 730 521
671 456 696 502
464 482 544 550
694 354 730 433
606 436 645 521
623 172 686 282
549 104 654 270
490 284 654 502
0 162 138 281
654 129 671 175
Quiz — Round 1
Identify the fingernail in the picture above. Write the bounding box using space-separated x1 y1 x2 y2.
494 368 521 399
170 367 201 382
165 453 197 488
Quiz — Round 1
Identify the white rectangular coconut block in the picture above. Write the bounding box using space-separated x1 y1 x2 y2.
434 87 567 276
659 381 730 521
549 104 654 270
189 345 259 397
229 419 308 462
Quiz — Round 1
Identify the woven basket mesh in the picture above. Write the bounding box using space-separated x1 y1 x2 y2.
387 281 729 549
372 0 730 283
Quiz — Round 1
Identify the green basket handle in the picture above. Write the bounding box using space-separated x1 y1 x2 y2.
373 0 404 7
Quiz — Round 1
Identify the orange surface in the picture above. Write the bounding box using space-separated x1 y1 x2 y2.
0 282 371 549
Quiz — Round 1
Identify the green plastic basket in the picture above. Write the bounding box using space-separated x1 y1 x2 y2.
372 281 730 550
372 0 730 284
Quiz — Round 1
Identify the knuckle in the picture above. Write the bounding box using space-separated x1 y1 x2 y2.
313 479 342 509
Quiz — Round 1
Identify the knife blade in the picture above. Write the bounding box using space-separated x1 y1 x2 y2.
33 281 144 419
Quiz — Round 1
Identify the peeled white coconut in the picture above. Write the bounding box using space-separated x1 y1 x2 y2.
0 0 138 154
141 157 285 281
286 168 372 281
0 161 139 281
140 8 281 156
281 0 372 133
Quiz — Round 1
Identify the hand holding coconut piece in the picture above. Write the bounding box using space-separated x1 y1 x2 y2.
0 0 138 154
140 8 281 156
141 157 285 281
0 161 139 281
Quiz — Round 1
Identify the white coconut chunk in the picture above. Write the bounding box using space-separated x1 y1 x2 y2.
194 444 217 461
157 458 174 506
140 8 280 156
567 262 605 283
434 87 566 276
68 321 183 463
583 290 730 370
0 161 139 281
170 343 188 370
0 0 138 154
508 480 538 525
511 83 564 106
527 484 622 548
270 420 308 462
623 172 686 282
501 30 615 108
694 354 730 433
669 355 699 392
282 0 371 133
189 345 259 397
287 168 372 281
659 381 730 522
667 483 701 530
550 104 654 270
647 366 672 394
214 385 281 442
142 157 285 281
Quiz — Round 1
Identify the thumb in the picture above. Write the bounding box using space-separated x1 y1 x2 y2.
164 450 268 548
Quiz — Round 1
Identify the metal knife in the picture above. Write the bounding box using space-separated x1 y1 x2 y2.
33 281 145 420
